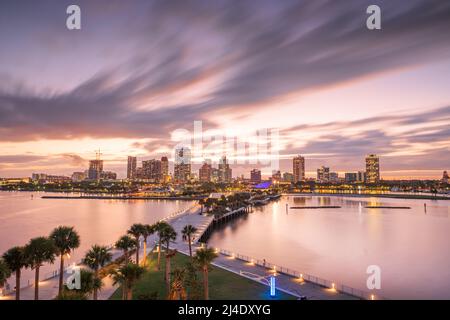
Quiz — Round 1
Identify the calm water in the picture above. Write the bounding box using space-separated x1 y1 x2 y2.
0 191 193 286
208 195 450 299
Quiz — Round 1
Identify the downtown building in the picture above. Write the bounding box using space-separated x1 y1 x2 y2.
174 147 191 183
88 159 103 180
317 166 330 182
365 154 380 183
127 156 137 179
218 156 232 183
250 169 262 183
199 161 212 182
293 155 305 183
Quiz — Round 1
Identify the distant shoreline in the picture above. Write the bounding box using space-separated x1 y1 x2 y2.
283 192 450 200
40 195 205 201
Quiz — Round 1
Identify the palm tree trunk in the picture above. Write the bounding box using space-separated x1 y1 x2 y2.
127 287 132 300
58 254 64 295
135 239 140 265
15 269 21 300
93 269 98 300
188 235 192 257
124 251 128 264
143 237 147 266
203 267 209 300
34 266 40 300
164 241 170 281
122 280 127 300
166 256 171 293
157 238 162 270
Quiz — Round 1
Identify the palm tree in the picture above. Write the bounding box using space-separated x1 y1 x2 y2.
115 235 137 264
0 258 11 292
49 226 80 295
168 268 187 300
193 247 217 300
154 221 170 270
111 263 145 300
2 246 27 300
141 224 155 266
160 225 177 291
24 237 57 300
82 245 112 300
127 223 145 264
182 225 198 258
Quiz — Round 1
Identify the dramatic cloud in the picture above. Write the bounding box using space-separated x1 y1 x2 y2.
0 0 449 178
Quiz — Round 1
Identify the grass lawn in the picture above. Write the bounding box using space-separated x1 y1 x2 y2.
109 251 295 300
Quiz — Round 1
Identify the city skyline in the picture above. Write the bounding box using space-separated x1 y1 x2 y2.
1 1 450 179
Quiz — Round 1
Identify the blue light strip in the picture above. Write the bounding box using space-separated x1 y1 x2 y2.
270 276 276 297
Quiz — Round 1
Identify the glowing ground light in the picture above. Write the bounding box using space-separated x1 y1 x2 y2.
371 294 375 300
332 283 336 290
270 276 276 297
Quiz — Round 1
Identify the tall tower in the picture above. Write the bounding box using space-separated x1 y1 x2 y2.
161 156 169 179
127 156 137 179
365 154 380 183
293 155 305 183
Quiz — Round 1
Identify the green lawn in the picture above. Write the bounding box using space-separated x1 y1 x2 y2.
109 251 295 300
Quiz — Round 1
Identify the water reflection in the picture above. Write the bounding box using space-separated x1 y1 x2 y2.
208 195 450 299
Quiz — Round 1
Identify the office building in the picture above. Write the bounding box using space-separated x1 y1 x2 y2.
365 154 380 183
317 166 330 182
218 156 232 182
199 161 212 182
293 155 305 183
250 169 262 183
174 147 191 182
127 156 137 179
88 160 103 180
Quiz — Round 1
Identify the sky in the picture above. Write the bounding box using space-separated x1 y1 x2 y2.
1 0 450 179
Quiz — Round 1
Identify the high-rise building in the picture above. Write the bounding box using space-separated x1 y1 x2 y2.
365 154 380 183
142 159 162 181
283 172 294 183
317 166 330 182
357 171 366 183
211 168 220 182
88 160 103 180
174 147 191 182
250 169 262 183
293 155 305 183
218 156 232 182
442 171 449 183
161 156 169 179
127 156 137 179
199 161 212 182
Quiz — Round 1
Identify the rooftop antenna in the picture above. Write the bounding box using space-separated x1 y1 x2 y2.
95 149 102 160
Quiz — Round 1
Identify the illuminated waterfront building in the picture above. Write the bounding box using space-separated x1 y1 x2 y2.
250 169 262 183
317 166 330 182
345 172 358 183
365 154 380 183
100 171 117 180
293 155 305 183
127 156 137 179
161 156 169 180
